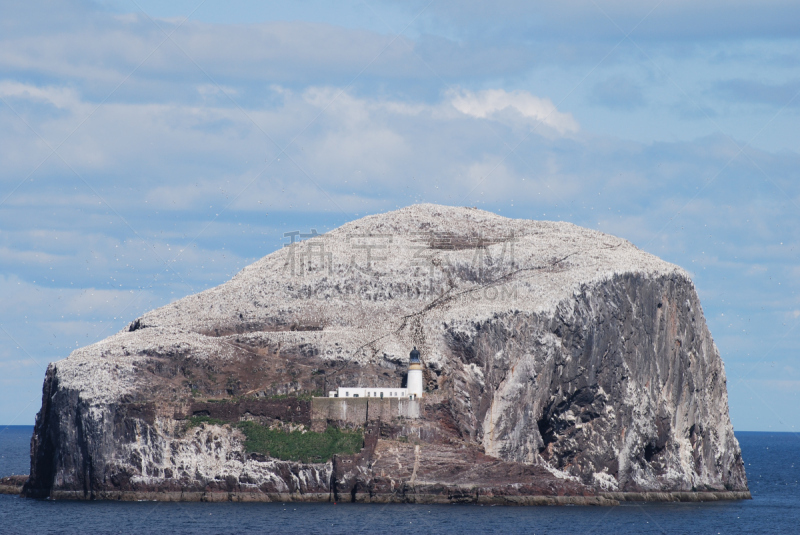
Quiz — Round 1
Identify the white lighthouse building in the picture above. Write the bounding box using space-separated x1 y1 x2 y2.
328 347 424 400
407 346 424 399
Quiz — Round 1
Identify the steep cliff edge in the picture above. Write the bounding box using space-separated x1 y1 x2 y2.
23 204 748 502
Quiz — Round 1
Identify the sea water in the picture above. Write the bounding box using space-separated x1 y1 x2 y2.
0 426 797 534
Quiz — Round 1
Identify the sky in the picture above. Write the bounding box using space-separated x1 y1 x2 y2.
0 0 798 431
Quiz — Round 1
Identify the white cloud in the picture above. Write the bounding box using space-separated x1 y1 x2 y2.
0 275 148 321
0 80 81 110
747 379 800 391
448 89 579 135
746 264 768 275
196 84 239 100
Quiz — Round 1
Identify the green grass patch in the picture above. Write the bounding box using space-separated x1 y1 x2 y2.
259 391 322 402
187 415 228 428
236 422 363 463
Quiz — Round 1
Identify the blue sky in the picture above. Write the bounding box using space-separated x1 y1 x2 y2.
0 0 798 431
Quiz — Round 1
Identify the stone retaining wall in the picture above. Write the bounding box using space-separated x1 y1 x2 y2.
311 397 420 431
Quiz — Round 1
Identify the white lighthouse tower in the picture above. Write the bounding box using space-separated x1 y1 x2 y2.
407 346 424 399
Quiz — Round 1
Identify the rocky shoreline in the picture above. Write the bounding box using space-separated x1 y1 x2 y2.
0 475 27 495
5 475 752 505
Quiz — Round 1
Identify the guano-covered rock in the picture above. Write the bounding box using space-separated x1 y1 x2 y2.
23 204 748 503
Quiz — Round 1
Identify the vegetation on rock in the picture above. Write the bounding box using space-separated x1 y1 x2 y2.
186 415 227 428
236 422 363 463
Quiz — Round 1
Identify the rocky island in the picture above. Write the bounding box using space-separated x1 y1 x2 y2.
22 204 749 504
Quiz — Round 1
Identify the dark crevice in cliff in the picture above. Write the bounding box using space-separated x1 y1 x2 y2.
537 385 605 461
22 367 59 499
644 442 664 463
75 403 94 499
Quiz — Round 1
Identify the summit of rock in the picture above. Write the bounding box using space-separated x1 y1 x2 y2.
139 203 685 332
59 204 685 403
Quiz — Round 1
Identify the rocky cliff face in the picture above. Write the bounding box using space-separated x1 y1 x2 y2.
23 204 747 502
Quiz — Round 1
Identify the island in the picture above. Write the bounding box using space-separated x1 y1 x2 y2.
21 204 749 504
